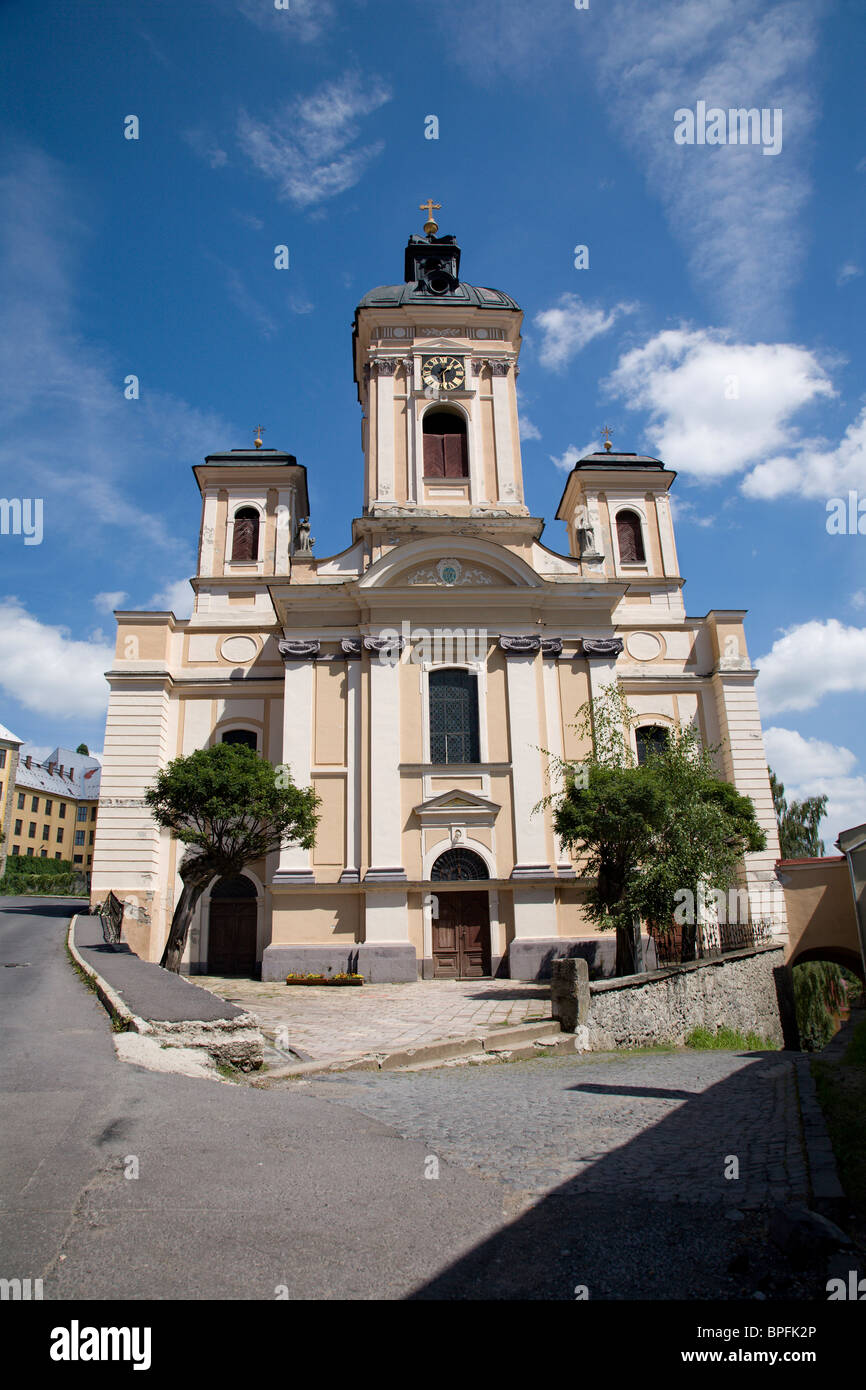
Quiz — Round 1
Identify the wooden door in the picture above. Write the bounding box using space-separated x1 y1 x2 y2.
433 892 490 979
208 900 257 976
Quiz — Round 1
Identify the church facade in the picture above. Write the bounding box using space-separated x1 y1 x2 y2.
90 220 786 980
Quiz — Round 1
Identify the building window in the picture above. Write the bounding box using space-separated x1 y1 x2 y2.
74 830 85 846
31 796 39 812
429 668 480 764
14 819 21 835
54 853 61 860
422 411 469 478
28 823 36 838
89 831 94 844
91 806 97 820
73 854 83 863
431 848 489 881
76 805 87 822
221 729 258 751
11 846 19 856
616 510 646 564
26 847 34 857
59 803 66 818
42 825 50 840
635 724 670 766
56 827 63 842
0 749 6 768
17 792 24 809
231 507 260 562
45 799 53 814
40 850 47 858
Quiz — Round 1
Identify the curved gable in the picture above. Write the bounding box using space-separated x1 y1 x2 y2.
358 536 543 590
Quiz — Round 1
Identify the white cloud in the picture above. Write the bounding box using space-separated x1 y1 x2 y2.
836 262 863 286
535 294 635 372
0 147 234 563
743 404 866 499
209 255 278 338
184 128 228 169
147 578 193 619
237 73 391 208
549 441 599 473
452 0 820 334
519 416 541 442
92 591 128 614
606 327 835 481
756 619 866 714
851 591 866 610
235 0 336 43
763 726 866 846
0 597 113 719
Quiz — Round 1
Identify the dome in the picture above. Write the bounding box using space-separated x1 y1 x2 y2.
357 281 520 311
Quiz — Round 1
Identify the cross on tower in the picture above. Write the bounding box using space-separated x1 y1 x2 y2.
601 425 613 453
420 198 442 235
254 424 265 450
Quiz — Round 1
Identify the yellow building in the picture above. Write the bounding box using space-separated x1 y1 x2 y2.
6 746 101 871
91 219 785 979
0 722 23 878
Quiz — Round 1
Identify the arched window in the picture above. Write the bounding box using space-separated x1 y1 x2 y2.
221 729 258 751
431 848 489 881
635 724 669 766
422 411 468 478
231 507 260 562
429 668 480 764
211 875 257 900
616 510 646 564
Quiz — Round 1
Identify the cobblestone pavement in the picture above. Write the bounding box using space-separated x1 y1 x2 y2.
194 976 551 1061
302 1049 810 1211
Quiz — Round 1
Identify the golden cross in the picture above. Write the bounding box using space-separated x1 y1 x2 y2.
420 199 442 221
254 424 265 449
601 425 613 452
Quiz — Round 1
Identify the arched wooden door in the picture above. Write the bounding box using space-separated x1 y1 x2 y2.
207 876 258 977
431 849 491 979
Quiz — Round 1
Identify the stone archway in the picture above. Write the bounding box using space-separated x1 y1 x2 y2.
431 849 491 979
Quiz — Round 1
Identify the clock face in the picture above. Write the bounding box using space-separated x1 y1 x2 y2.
421 355 465 391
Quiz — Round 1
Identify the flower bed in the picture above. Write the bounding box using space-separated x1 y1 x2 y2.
285 973 364 986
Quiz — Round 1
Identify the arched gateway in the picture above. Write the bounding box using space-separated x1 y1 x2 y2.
207 876 258 977
431 848 491 979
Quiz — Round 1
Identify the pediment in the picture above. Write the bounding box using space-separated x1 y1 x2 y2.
413 789 501 823
359 536 542 590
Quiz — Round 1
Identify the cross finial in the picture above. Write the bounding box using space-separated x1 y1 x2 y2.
420 198 442 236
601 425 613 453
254 424 265 450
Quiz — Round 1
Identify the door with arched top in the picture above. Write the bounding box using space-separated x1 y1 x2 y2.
431 849 491 979
207 876 258 976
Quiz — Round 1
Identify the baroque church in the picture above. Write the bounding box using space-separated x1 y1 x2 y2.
90 211 785 981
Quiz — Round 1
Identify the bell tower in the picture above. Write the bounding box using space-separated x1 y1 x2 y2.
352 205 528 525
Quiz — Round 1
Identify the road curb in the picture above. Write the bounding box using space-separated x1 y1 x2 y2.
793 1053 846 1218
67 916 265 1071
253 1017 565 1084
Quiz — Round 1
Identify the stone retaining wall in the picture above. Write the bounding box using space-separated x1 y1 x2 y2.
552 945 797 1050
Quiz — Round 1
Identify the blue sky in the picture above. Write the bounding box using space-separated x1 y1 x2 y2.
0 0 864 843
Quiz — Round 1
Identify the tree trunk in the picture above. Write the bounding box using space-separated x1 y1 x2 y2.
615 917 645 977
160 870 213 973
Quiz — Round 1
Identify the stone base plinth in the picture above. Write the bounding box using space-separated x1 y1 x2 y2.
261 943 418 983
508 935 659 982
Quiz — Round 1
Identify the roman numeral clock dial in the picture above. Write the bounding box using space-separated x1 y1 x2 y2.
421 355 465 391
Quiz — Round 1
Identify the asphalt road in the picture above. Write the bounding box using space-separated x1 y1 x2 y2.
0 899 506 1300
0 899 847 1302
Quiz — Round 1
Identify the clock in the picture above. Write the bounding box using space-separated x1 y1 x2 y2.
421 355 465 392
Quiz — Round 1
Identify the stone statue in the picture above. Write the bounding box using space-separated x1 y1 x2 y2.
297 517 314 554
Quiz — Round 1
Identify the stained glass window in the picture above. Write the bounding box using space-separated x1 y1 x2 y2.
429 668 480 764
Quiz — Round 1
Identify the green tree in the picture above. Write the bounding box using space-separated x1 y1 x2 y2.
769 770 827 858
145 743 319 973
548 685 765 976
794 961 847 1052
76 743 90 756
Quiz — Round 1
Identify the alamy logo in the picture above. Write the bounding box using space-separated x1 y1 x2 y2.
49 1320 152 1371
376 621 487 666
0 498 43 545
674 102 783 156
826 492 866 535
0 1277 43 1300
